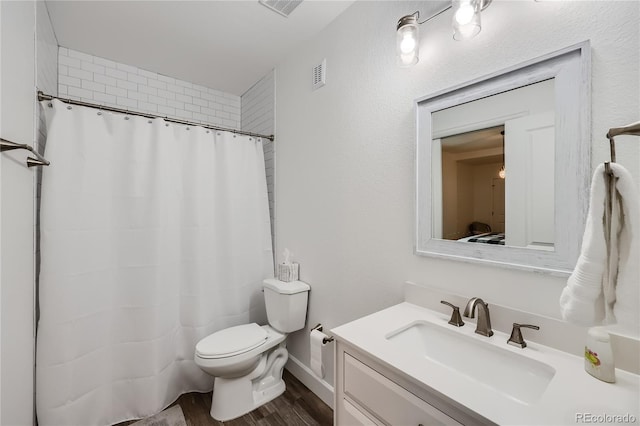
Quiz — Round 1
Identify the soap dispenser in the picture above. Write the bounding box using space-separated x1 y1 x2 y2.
584 327 615 383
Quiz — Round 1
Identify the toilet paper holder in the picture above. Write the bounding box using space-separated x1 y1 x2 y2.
312 323 334 344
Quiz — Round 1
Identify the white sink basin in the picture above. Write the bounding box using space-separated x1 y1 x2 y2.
386 320 556 405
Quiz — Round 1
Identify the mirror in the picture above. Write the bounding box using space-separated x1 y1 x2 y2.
416 42 590 275
433 79 555 250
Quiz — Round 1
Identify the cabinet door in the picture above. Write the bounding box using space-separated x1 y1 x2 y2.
344 354 461 426
341 398 382 426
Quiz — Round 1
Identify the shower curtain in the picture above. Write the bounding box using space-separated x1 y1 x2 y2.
36 100 274 426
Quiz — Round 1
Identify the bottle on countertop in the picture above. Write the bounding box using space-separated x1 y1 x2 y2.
584 326 616 383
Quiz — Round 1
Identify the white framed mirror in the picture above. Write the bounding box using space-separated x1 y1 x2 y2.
415 42 591 275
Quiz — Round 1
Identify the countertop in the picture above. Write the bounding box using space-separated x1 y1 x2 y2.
332 302 640 425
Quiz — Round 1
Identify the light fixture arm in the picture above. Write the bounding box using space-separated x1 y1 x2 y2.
409 0 492 26
416 6 450 25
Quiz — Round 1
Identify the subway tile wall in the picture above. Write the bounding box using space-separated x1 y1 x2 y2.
58 48 241 129
241 70 275 246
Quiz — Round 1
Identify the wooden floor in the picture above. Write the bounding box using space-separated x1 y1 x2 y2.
117 370 333 426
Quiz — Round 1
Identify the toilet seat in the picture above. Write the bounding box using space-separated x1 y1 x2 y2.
196 323 268 359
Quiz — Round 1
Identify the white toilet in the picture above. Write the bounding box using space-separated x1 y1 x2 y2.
194 278 310 421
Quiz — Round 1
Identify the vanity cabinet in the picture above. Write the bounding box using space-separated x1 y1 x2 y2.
335 341 484 426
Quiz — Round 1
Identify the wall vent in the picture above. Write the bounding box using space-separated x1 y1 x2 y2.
312 59 326 90
259 0 303 17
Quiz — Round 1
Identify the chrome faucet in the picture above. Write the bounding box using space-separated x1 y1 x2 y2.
463 298 494 337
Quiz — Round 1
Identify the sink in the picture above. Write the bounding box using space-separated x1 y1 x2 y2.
386 320 556 405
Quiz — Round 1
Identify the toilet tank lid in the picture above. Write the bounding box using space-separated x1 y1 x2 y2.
263 278 310 294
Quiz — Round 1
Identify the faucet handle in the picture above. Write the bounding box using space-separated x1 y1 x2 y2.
508 323 540 348
440 300 465 327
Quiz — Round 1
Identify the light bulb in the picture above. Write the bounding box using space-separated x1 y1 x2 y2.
452 0 482 41
455 2 475 25
396 15 419 67
400 33 417 54
499 166 506 179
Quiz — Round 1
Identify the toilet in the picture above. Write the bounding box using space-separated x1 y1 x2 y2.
194 278 310 421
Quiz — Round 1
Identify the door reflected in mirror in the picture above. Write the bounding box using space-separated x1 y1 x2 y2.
431 79 555 251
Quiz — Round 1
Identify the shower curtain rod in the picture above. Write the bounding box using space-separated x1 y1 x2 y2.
37 91 275 142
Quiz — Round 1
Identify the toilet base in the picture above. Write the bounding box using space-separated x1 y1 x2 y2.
210 343 288 421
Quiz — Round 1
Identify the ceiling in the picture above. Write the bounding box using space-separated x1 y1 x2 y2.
46 0 356 96
441 126 504 154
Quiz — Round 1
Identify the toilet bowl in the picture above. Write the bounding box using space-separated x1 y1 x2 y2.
194 279 310 421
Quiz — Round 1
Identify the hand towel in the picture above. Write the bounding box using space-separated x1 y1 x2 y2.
609 163 639 333
559 163 639 332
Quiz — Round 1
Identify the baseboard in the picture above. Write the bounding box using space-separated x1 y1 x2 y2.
285 354 334 409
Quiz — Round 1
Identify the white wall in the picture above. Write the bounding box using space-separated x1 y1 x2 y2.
471 162 502 227
1 3 3 417
58 48 241 129
275 0 639 388
241 70 275 244
1 1 37 424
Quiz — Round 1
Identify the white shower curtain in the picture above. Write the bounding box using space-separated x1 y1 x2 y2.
36 100 274 426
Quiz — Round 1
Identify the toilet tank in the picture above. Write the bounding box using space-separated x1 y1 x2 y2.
263 279 310 333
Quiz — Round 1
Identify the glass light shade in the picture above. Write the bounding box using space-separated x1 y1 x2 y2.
452 0 481 41
397 16 419 67
498 165 506 179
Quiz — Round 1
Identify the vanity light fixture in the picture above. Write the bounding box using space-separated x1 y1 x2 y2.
396 12 420 67
397 0 492 66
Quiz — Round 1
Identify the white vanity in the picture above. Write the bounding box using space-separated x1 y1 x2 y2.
332 296 639 425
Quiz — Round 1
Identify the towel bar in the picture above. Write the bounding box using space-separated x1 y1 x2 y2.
0 138 50 167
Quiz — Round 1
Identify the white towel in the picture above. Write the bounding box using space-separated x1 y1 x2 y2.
560 163 639 332
610 163 640 332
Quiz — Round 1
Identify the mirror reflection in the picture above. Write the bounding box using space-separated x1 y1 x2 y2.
431 79 555 250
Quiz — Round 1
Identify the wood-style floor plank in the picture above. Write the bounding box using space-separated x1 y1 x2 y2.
115 370 332 426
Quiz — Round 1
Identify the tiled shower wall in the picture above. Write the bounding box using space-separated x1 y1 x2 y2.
58 48 241 128
241 70 275 246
